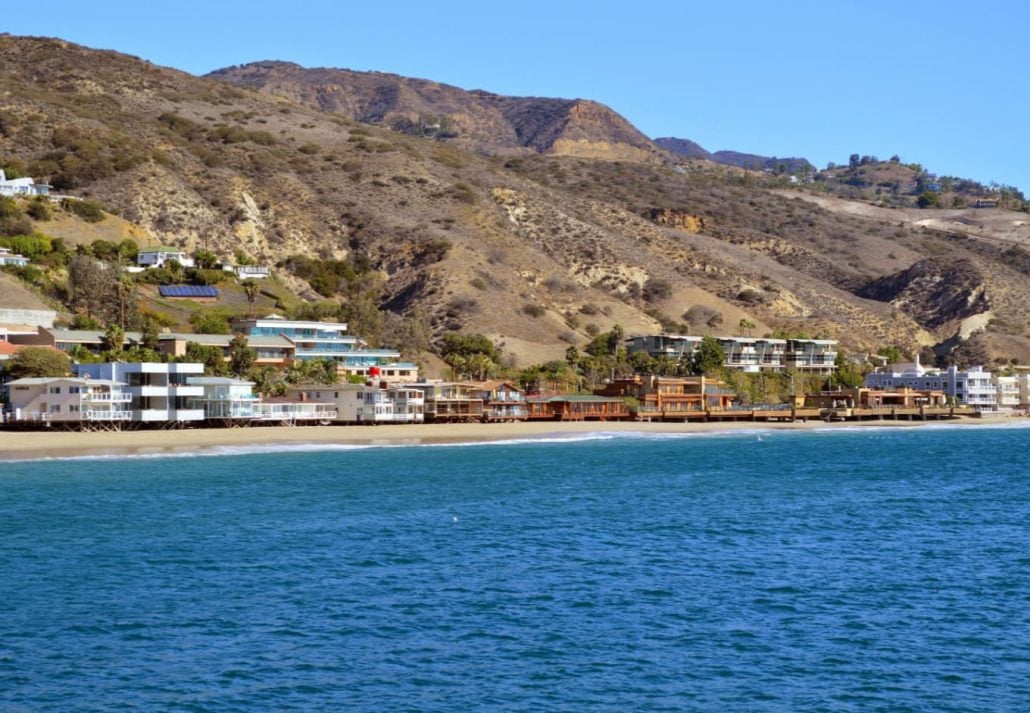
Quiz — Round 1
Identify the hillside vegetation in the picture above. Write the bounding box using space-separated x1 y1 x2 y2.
1 35 1028 368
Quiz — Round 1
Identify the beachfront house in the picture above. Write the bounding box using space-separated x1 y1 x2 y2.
7 327 144 355
992 374 1020 412
75 362 206 424
409 382 484 423
470 380 527 422
596 374 735 419
526 394 630 421
186 376 261 421
137 247 195 269
864 357 998 412
2 377 132 428
285 383 423 424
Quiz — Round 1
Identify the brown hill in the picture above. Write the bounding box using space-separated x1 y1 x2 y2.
205 61 660 162
1 35 1027 367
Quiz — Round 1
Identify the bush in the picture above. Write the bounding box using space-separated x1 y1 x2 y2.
26 198 52 221
643 277 673 302
522 303 546 318
62 198 105 223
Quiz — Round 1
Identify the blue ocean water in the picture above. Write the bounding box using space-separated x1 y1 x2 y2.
2 426 1029 711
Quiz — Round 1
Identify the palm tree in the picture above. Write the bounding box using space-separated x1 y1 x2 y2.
242 280 259 318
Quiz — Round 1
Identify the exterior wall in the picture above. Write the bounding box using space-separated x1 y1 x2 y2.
0 309 57 329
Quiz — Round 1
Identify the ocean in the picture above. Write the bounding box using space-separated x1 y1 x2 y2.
2 425 1029 711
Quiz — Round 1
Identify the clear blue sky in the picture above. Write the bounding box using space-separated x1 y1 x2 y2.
6 1 1029 192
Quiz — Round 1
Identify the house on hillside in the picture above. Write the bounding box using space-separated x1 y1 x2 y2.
0 169 49 197
0 247 30 268
137 247 195 269
232 314 417 382
224 264 271 279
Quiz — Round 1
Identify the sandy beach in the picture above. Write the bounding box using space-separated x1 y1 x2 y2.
0 416 1019 462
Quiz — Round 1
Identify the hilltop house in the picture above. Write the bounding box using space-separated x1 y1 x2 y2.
0 169 49 197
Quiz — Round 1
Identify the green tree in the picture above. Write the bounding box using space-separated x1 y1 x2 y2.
190 309 231 335
3 347 71 378
692 336 726 376
228 334 256 378
738 318 756 337
192 249 219 270
917 191 939 209
184 341 227 376
100 324 125 357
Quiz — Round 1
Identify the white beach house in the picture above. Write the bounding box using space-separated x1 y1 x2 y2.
75 362 206 423
3 377 132 427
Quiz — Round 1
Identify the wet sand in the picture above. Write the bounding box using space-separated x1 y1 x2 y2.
0 416 1018 462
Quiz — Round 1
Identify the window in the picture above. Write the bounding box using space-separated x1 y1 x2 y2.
50 404 61 413
69 387 81 394
50 386 62 394
70 405 79 412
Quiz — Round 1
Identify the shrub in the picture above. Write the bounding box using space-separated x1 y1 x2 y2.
62 198 105 223
522 303 546 318
26 198 52 221
643 277 673 302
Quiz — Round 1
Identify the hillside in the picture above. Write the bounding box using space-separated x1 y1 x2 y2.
206 61 661 162
1 35 1029 368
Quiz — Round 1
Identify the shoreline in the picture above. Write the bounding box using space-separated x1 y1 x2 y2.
0 415 1024 462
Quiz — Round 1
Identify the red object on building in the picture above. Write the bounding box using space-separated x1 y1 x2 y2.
369 366 381 377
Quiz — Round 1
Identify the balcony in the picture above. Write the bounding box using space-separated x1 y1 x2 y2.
84 392 133 403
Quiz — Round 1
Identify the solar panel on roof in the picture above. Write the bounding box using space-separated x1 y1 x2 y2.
159 285 220 298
